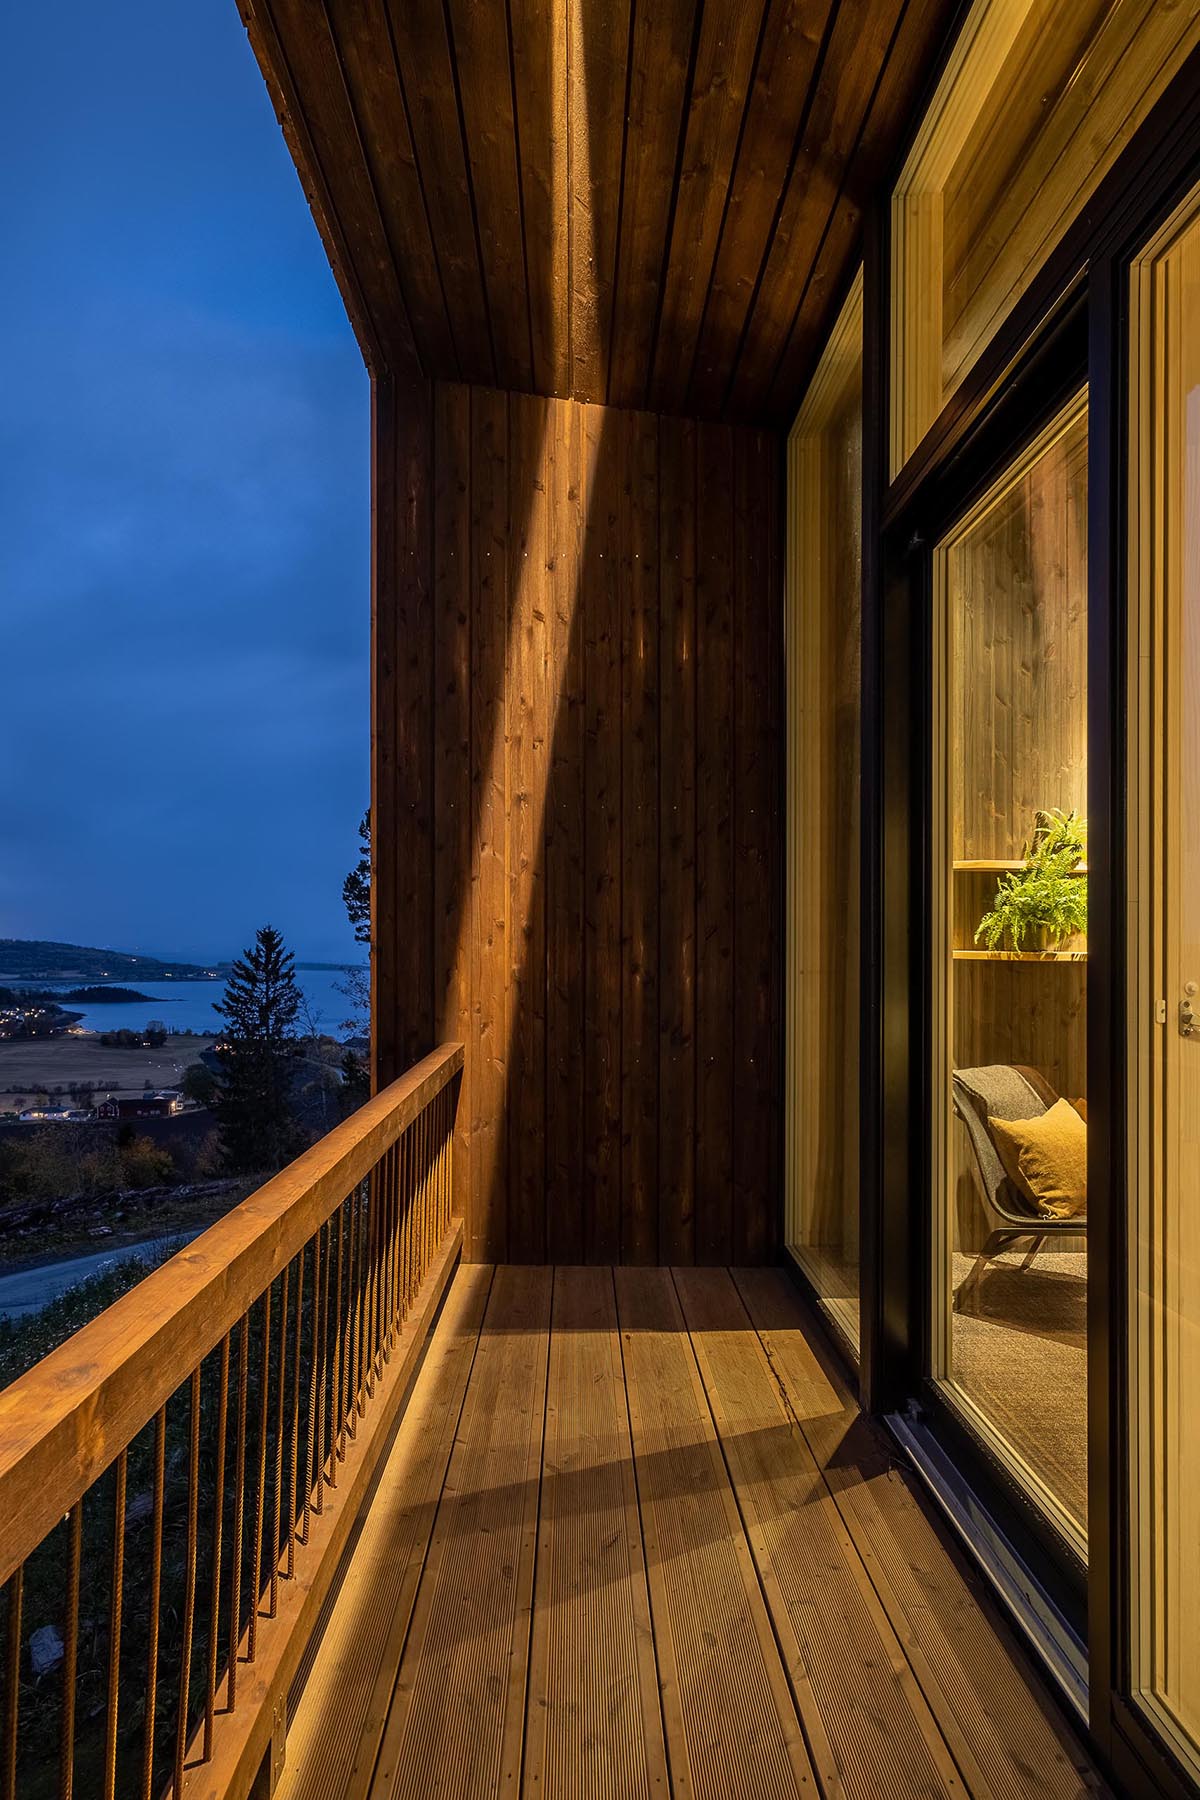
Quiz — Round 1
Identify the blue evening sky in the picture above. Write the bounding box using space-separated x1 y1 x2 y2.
1 3 369 965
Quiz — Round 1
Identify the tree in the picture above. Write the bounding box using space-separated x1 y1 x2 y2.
144 1019 168 1047
338 811 372 1038
180 1062 219 1109
212 926 303 1174
342 812 371 945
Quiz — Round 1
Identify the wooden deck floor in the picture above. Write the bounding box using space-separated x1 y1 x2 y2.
275 1265 1109 1800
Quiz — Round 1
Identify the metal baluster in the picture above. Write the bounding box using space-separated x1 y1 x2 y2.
349 1188 363 1425
142 1407 166 1800
318 1219 332 1497
174 1369 202 1795
249 1285 272 1659
4 1567 22 1800
228 1317 250 1709
103 1453 126 1800
288 1253 303 1575
381 1146 395 1358
368 1167 380 1388
303 1232 320 1540
203 1337 230 1762
331 1203 346 1480
58 1503 82 1800
402 1125 413 1322
389 1140 401 1345
344 1185 360 1443
270 1266 289 1614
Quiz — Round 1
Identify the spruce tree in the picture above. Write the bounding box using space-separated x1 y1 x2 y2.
212 925 302 1174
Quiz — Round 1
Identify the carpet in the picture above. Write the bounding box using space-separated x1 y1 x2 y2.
949 1247 1088 1531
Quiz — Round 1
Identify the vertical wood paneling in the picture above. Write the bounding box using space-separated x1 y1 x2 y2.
372 375 400 1091
607 0 695 406
695 423 736 1264
380 0 494 386
506 393 551 1263
544 401 587 1260
432 384 472 1221
469 387 510 1260
380 374 435 1078
621 410 661 1263
658 420 698 1265
649 0 770 410
378 382 781 1264
568 0 634 402
734 428 780 1262
583 404 624 1262
509 0 570 397
444 0 532 392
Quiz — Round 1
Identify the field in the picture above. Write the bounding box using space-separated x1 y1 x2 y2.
0 1033 212 1109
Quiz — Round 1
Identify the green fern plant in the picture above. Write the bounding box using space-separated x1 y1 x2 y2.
974 808 1088 952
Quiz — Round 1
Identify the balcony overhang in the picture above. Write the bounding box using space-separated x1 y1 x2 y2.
240 0 957 424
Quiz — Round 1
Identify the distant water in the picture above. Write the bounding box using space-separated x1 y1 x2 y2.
32 967 366 1038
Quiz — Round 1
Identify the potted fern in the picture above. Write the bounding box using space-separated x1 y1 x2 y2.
975 808 1087 953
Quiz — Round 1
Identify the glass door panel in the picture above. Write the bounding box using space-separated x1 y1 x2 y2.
1128 177 1200 1779
931 395 1089 1553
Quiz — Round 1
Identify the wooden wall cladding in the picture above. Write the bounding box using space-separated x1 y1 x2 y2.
374 376 782 1265
241 0 958 426
938 400 1089 1252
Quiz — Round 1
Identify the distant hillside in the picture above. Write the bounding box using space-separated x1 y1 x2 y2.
0 940 217 982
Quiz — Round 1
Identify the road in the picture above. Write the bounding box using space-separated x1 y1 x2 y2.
0 1231 199 1321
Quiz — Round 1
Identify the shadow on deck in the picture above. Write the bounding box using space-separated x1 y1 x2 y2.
276 1264 1108 1800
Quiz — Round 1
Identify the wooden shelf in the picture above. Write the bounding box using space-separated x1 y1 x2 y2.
953 859 1087 875
953 949 1086 962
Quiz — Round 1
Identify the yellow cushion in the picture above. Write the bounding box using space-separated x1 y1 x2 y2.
988 1099 1087 1219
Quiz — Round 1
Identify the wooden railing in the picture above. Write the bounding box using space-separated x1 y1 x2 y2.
0 1044 463 1800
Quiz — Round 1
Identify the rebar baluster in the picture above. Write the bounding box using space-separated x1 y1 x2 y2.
419 1106 429 1289
331 1202 346 1479
318 1216 332 1497
367 1167 380 1388
204 1337 230 1762
349 1180 363 1432
142 1407 166 1800
288 1252 303 1575
354 1179 369 1420
174 1369 202 1795
380 1146 394 1358
103 1452 127 1800
385 1142 397 1355
228 1317 250 1709
4 1567 22 1800
402 1125 413 1322
344 1184 360 1443
365 1170 376 1405
270 1265 289 1614
249 1284 272 1659
58 1502 82 1800
302 1231 320 1540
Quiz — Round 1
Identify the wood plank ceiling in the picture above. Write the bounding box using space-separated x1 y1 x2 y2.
241 0 956 424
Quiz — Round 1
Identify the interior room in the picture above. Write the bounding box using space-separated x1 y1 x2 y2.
933 394 1089 1545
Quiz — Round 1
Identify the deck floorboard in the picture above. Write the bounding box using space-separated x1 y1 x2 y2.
276 1263 1109 1800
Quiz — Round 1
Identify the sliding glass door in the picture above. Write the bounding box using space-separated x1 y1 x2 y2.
930 396 1090 1555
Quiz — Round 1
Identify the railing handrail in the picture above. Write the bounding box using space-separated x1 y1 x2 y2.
0 1042 463 1588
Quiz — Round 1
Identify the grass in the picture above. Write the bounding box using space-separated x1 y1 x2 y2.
0 1033 213 1110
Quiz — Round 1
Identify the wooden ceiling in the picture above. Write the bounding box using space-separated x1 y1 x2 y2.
242 0 957 424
